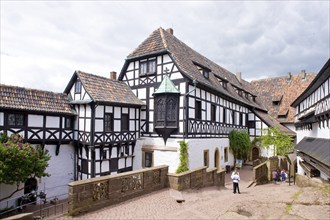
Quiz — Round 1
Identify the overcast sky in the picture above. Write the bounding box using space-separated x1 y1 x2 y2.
1 1 329 92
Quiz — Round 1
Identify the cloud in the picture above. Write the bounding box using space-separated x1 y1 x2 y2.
1 1 329 92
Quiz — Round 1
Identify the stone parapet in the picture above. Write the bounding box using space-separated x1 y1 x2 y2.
68 165 168 216
167 167 225 191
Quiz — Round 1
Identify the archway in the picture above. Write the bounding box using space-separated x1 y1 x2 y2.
214 148 219 170
252 147 260 161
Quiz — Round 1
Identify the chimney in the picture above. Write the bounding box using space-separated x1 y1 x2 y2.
287 72 291 81
166 28 174 35
236 72 242 83
301 70 306 80
110 71 117 80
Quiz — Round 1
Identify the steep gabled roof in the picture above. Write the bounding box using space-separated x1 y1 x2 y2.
0 84 75 115
251 73 316 123
65 71 145 106
122 27 266 111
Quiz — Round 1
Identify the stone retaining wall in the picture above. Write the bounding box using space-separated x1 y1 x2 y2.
68 165 168 216
167 166 226 191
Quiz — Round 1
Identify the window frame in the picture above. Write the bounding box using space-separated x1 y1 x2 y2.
203 150 209 167
195 100 202 120
104 113 114 132
139 59 157 76
7 113 25 127
224 147 229 162
64 117 72 129
121 113 129 131
211 104 216 122
110 158 119 172
142 151 153 168
75 79 82 94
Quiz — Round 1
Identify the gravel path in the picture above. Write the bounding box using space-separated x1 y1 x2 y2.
59 166 330 220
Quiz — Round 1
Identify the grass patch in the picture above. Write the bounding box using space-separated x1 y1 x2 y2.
292 189 303 200
285 204 292 213
322 185 330 196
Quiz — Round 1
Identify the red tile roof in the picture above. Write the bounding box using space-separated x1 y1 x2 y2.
0 84 75 114
251 73 316 123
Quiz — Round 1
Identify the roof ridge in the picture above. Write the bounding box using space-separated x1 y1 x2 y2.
159 27 168 50
251 72 317 83
77 70 123 84
0 84 65 95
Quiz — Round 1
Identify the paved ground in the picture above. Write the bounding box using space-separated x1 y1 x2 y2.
60 166 330 220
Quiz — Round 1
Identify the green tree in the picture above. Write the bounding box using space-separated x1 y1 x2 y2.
0 133 51 201
176 140 189 173
258 127 294 156
229 130 251 167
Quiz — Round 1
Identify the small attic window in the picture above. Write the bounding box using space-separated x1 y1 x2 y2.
273 101 280 106
193 62 210 79
75 79 81 93
215 75 228 89
202 69 209 79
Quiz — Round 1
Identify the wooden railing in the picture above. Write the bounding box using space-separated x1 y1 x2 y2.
253 162 268 184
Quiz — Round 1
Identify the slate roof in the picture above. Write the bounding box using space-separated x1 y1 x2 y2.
0 84 75 115
251 73 316 124
66 71 145 106
296 137 330 166
254 110 296 136
123 27 267 111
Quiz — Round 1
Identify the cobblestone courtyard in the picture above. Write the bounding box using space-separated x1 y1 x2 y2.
60 166 330 220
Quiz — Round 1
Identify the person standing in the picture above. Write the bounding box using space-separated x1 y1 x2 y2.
231 168 241 194
272 170 278 184
281 169 286 182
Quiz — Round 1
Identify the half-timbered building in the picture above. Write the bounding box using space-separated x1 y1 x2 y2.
64 70 145 180
118 27 292 172
291 59 330 181
0 85 75 202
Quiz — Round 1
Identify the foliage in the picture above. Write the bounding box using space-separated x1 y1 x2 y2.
229 130 251 162
176 140 189 174
258 127 294 156
0 133 51 189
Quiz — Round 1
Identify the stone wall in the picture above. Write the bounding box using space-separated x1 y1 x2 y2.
68 165 168 216
167 166 225 191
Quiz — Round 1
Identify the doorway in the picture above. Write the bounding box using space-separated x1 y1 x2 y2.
214 148 219 170
252 147 260 161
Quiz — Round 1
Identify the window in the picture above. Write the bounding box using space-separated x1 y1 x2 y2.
248 120 256 128
121 114 129 131
223 108 227 123
65 117 72 129
224 148 228 162
104 113 113 132
110 158 118 172
239 113 243 126
75 80 81 93
102 149 108 160
143 151 153 168
203 150 209 167
7 113 24 126
81 159 88 174
203 69 209 79
140 60 156 76
211 104 216 122
195 100 202 120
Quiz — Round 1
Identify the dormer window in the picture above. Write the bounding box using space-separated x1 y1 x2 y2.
202 69 209 79
273 101 280 106
193 62 210 79
140 59 156 76
215 75 228 89
245 92 249 99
